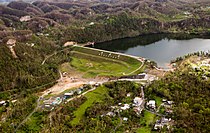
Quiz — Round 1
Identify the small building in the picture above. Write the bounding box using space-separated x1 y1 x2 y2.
123 117 128 121
45 104 50 107
161 117 171 123
183 11 191 15
121 104 130 110
76 89 82 94
6 39 16 46
95 83 100 87
64 92 74 96
147 100 156 109
133 97 143 106
31 43 35 47
63 72 68 76
133 107 143 115
89 22 95 25
20 15 31 22
154 117 172 130
154 123 163 130
52 97 62 105
11 100 17 103
0 101 6 105
64 92 74 99
86 42 95 46
162 99 167 102
167 101 173 105
127 93 131 97
106 112 115 117
138 73 146 76
44 104 54 111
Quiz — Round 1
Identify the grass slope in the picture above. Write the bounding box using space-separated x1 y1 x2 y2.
70 57 140 78
71 86 108 125
138 111 156 133
68 46 143 78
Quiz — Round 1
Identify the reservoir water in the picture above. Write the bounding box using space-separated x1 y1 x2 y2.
93 34 210 68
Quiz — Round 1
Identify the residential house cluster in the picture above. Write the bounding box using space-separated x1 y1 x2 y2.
102 95 144 120
0 100 16 107
161 99 174 115
154 117 173 130
43 97 62 111
153 99 174 130
42 82 100 111
43 86 87 111
191 59 210 79
63 87 85 100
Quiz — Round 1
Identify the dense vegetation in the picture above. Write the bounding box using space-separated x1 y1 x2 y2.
1 66 210 132
0 0 210 44
145 68 210 132
0 0 209 98
0 94 38 132
0 0 209 132
41 69 209 133
16 81 146 133
0 35 73 99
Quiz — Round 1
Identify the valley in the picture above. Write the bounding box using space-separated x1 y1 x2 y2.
0 0 209 133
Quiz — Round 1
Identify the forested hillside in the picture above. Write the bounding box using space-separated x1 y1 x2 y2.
0 0 210 43
0 35 73 99
0 0 210 101
0 0 209 100
145 67 210 132
0 1 209 132
4 69 209 132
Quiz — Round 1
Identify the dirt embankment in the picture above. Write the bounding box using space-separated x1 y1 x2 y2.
41 71 108 96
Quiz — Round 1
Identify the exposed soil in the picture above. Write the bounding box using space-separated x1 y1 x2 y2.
147 68 166 78
41 69 108 96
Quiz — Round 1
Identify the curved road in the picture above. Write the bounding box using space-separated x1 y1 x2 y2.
15 45 144 131
73 45 145 75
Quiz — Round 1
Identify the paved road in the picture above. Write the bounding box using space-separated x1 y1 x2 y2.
14 45 145 131
66 87 96 103
74 45 145 75
126 61 144 75
73 45 144 60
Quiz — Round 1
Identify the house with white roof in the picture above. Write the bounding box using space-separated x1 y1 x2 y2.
121 104 130 110
0 101 6 106
147 100 156 109
123 117 128 121
133 97 143 107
